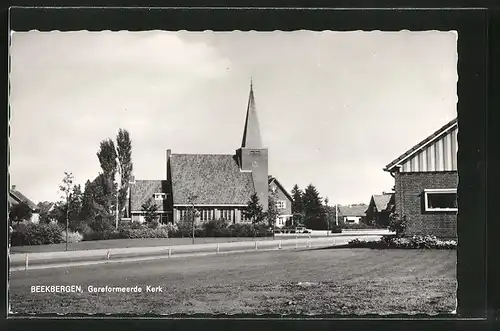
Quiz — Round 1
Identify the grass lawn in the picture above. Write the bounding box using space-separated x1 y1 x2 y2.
9 248 456 315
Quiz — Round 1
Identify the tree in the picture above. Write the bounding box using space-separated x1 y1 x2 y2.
291 184 304 227
37 201 54 224
115 129 133 221
59 172 74 251
9 202 32 224
68 184 83 230
266 187 280 230
79 180 96 223
96 139 117 216
141 198 159 228
243 193 265 225
302 184 327 230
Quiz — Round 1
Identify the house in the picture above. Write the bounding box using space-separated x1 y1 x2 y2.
365 192 395 226
127 82 292 227
9 185 40 223
383 118 458 238
269 176 293 228
338 204 367 224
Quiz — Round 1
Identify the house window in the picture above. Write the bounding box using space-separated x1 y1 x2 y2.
276 200 286 209
154 193 166 201
424 189 458 212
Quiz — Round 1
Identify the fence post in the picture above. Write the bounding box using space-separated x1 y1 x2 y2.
216 244 220 254
255 241 258 251
25 254 28 271
168 247 172 258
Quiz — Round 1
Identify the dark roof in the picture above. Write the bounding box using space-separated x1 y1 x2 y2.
338 205 367 217
384 118 458 172
268 175 293 202
369 194 394 212
37 202 55 214
169 154 255 205
130 180 168 211
9 190 38 211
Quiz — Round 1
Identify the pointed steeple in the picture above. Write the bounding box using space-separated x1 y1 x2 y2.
241 79 263 148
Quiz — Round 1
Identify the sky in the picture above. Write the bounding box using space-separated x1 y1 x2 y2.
9 30 457 205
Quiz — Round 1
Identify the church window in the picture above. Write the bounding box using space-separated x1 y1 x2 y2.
220 209 234 222
201 209 214 221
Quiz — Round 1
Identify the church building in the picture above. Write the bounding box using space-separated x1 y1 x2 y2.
126 82 293 227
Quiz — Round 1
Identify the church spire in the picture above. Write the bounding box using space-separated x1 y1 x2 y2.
241 79 263 148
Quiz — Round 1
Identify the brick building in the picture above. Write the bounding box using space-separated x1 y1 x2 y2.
126 82 293 227
383 118 458 238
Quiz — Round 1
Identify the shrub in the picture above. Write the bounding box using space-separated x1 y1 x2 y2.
202 219 229 237
88 218 115 233
339 222 384 230
60 230 84 243
228 224 255 237
74 222 93 235
329 224 343 233
11 222 64 246
83 230 123 241
347 235 456 249
147 219 160 229
388 213 407 237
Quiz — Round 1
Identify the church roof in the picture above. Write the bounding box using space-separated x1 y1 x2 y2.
169 153 255 205
129 180 168 212
240 81 264 149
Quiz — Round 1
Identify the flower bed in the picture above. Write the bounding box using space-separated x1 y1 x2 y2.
347 235 457 249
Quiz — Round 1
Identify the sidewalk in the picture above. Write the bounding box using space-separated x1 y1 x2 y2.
9 234 386 271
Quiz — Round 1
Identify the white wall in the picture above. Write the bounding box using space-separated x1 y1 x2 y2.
344 216 361 224
31 213 40 224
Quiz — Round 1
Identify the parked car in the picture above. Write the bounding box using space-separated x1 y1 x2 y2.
295 227 311 234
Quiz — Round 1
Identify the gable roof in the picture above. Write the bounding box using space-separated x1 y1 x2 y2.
384 118 458 172
369 194 394 212
268 175 293 202
169 154 255 205
9 189 38 211
37 202 56 214
338 205 367 217
130 180 168 211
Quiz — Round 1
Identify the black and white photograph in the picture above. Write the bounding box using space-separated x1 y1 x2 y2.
8 30 458 315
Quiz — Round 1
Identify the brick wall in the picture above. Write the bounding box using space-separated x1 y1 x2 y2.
394 171 458 238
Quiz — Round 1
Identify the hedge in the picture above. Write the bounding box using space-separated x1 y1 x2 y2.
347 235 457 249
11 222 64 246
